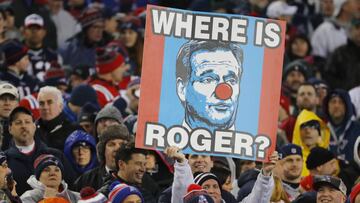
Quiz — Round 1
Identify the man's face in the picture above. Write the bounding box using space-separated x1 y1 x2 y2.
9 112 36 146
285 70 305 92
86 21 104 43
23 25 46 47
0 94 18 118
318 159 338 176
188 154 213 173
72 145 91 167
16 55 30 73
316 185 346 203
300 124 320 149
355 193 360 203
96 118 119 136
296 85 318 111
328 96 345 124
281 154 303 181
38 92 63 121
118 153 146 184
179 49 241 128
111 63 129 83
321 0 335 16
104 139 126 170
202 179 222 203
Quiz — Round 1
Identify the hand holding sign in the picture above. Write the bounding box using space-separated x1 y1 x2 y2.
262 151 279 176
164 146 186 163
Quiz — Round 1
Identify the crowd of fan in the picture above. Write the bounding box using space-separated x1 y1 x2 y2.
0 0 359 202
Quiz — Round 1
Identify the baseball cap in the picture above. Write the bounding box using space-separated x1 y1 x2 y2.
0 82 19 99
279 144 302 159
24 14 44 27
266 1 298 19
313 175 347 195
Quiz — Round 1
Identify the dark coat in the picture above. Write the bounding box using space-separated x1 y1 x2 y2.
5 139 76 195
72 166 110 192
36 112 81 151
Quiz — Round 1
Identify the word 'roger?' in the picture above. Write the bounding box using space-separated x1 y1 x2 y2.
144 123 272 160
151 8 282 48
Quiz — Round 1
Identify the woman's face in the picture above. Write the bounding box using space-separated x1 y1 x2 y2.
39 165 62 189
121 29 138 48
291 38 309 58
222 176 233 192
202 179 222 203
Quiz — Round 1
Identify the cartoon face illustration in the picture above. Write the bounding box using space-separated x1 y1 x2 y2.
176 41 243 131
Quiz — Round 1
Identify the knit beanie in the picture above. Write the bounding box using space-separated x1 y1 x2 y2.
70 84 99 107
78 102 99 124
95 105 123 126
183 184 214 203
79 8 103 29
108 181 144 203
34 154 64 180
0 151 6 165
194 172 221 187
43 67 67 87
96 124 131 164
96 49 125 75
306 147 335 170
3 40 28 66
283 59 309 81
350 183 360 203
78 187 107 203
279 143 302 159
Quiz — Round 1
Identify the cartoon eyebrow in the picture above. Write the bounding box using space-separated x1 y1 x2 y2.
199 69 215 77
224 71 239 81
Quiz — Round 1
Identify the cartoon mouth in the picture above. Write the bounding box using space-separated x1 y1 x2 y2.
211 104 231 111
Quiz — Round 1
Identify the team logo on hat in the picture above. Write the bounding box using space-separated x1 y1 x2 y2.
291 148 297 154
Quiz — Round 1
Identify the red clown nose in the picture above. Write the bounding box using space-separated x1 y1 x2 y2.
215 83 233 100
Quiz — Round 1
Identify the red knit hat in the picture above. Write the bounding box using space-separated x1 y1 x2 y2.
96 50 125 74
79 8 103 29
350 183 360 203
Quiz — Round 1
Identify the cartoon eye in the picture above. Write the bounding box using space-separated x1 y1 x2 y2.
200 77 216 84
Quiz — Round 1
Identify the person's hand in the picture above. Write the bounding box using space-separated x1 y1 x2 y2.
262 151 279 176
10 181 17 197
164 146 186 163
43 186 58 198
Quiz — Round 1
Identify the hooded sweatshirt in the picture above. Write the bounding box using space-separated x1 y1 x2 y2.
20 175 80 203
323 89 360 162
292 110 330 176
63 131 98 175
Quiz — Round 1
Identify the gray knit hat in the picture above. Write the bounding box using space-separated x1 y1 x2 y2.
95 105 123 126
96 124 133 165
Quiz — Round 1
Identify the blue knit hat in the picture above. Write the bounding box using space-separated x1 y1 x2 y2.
108 181 144 203
34 154 64 180
70 84 99 107
3 40 28 66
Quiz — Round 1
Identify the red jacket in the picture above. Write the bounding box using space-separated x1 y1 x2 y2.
88 76 120 108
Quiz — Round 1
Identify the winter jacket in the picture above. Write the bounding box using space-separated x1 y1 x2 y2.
323 89 360 162
36 112 82 151
237 169 260 202
171 160 273 203
20 176 79 203
72 166 109 192
324 39 360 90
63 131 98 176
88 76 121 108
292 109 330 176
0 189 21 203
5 139 76 195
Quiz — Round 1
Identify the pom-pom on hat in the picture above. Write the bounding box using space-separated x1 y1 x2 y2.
78 187 107 203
